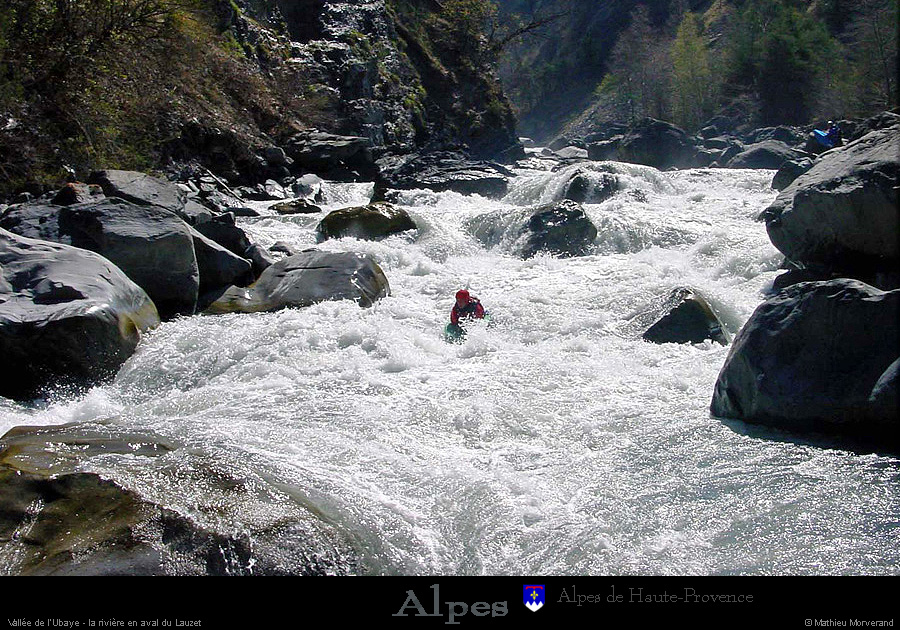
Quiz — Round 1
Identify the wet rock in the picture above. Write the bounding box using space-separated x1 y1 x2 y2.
190 228 253 295
374 151 512 199
563 170 618 204
269 241 299 256
638 287 730 346
762 124 900 277
272 199 322 215
521 200 597 259
0 423 360 575
711 279 899 447
316 202 416 242
0 228 159 400
205 250 390 314
617 118 697 170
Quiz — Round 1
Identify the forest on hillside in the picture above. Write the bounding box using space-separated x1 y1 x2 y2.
492 0 898 140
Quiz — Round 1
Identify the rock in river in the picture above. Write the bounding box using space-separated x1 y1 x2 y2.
205 250 390 314
710 279 899 447
0 228 159 400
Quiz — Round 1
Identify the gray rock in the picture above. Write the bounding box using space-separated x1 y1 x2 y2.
762 124 900 274
205 250 390 314
285 130 376 180
771 157 814 191
316 202 416 242
617 118 697 170
375 151 512 199
711 279 899 445
58 199 200 319
587 138 621 161
0 228 159 399
522 200 597 259
554 146 589 160
88 170 186 215
725 140 806 169
189 227 253 295
639 287 729 346
1 199 200 319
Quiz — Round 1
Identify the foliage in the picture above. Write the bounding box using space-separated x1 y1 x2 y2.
843 0 898 113
726 0 840 124
601 6 672 124
671 12 720 131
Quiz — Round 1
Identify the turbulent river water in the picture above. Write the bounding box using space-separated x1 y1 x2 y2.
2 157 898 575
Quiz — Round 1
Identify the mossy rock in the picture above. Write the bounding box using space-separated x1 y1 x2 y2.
315 202 416 242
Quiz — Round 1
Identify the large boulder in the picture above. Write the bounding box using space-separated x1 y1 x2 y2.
88 170 187 216
189 227 253 296
374 151 512 199
0 423 359 575
724 140 807 169
316 202 416 242
761 124 900 276
205 250 390 314
521 200 597 259
711 279 899 446
616 118 697 170
58 199 200 319
0 228 159 400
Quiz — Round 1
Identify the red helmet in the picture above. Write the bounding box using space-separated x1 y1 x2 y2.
456 289 470 302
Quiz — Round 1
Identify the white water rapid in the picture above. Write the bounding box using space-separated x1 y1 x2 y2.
2 158 898 575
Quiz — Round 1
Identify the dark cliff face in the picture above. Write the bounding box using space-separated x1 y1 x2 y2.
247 0 522 161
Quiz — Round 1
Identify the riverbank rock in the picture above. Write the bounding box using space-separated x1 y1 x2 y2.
88 170 187 216
59 199 200 319
0 423 359 575
205 250 390 314
0 228 159 400
771 157 814 191
522 200 597 259
374 152 512 199
725 140 807 169
761 124 900 279
711 279 899 447
316 202 416 242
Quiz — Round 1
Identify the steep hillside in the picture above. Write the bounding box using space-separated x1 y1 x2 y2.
0 0 521 198
496 0 897 142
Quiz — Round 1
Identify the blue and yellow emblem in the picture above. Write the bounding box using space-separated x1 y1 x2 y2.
524 585 545 612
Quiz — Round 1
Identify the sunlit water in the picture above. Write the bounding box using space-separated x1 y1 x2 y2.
2 159 898 575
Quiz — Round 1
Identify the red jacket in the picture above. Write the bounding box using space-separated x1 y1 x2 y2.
451 298 485 325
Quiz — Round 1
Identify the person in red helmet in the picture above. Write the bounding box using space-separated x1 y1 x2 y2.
445 289 486 341
451 289 485 325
